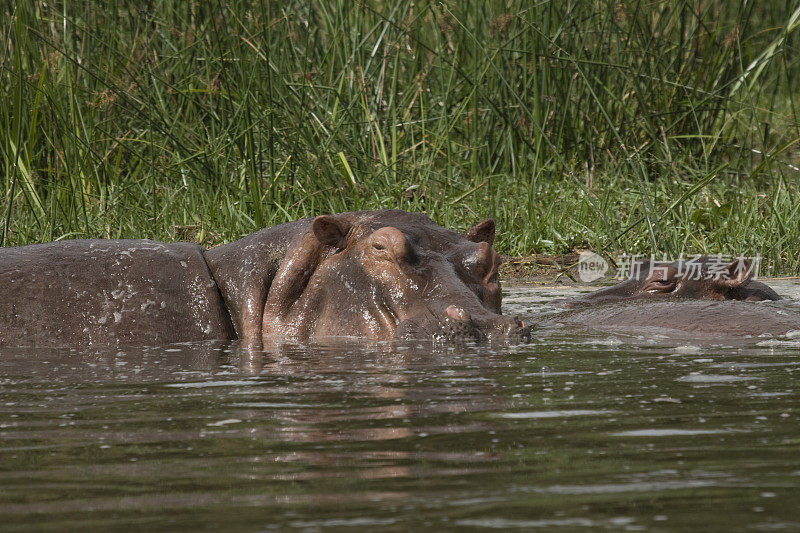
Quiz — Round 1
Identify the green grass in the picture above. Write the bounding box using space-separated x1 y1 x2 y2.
1 1 799 274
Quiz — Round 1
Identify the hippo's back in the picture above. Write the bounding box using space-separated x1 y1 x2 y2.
0 239 233 347
548 300 800 339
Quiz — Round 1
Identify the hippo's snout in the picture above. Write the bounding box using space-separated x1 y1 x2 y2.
485 312 530 342
449 305 529 341
505 317 531 341
439 305 485 342
445 305 470 321
395 305 529 343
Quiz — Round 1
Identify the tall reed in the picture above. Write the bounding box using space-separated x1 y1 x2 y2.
2 1 798 273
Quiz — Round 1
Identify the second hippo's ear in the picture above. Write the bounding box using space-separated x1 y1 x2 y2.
465 219 495 246
717 258 753 288
312 215 350 249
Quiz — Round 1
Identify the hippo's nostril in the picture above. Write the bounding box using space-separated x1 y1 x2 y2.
500 316 530 340
446 305 469 321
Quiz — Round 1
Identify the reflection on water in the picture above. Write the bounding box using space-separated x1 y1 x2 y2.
1 282 800 531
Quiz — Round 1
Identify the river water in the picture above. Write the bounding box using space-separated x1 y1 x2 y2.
2 282 800 531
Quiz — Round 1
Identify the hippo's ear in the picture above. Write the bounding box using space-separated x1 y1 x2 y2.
465 219 495 246
717 258 753 288
312 215 350 249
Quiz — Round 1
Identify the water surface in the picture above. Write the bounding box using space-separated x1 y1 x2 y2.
2 282 800 531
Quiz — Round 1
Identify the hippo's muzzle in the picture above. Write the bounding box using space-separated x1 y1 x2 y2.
394 304 530 343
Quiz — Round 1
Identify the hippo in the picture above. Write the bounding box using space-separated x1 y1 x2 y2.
543 300 800 340
563 256 780 308
0 210 528 348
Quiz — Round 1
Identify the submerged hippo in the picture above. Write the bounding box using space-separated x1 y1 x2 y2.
563 256 780 308
0 210 528 348
544 300 800 340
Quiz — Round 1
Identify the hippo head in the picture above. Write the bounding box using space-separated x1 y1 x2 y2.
563 256 780 308
260 212 527 343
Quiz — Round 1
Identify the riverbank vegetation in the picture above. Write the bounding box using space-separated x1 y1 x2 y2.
2 1 799 273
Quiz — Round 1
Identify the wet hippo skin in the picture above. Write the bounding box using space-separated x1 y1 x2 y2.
563 256 781 308
544 300 800 339
0 240 234 347
0 210 527 347
552 256 792 339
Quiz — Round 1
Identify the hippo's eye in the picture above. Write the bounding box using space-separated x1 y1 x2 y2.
370 239 396 261
646 279 676 293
